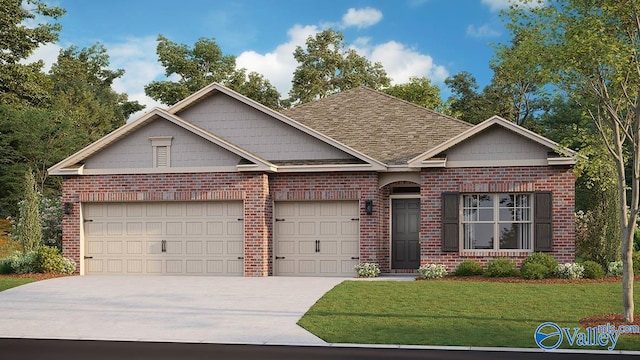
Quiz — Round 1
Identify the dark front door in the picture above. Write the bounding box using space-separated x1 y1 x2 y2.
392 198 420 269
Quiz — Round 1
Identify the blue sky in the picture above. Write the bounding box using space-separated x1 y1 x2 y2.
30 0 517 113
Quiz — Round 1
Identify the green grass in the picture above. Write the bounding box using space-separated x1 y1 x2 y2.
298 280 640 350
0 277 36 292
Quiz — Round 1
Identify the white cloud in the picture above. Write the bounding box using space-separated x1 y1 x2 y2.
237 8 447 98
341 7 383 29
481 0 545 12
466 23 501 38
236 24 320 97
106 36 166 120
363 41 449 84
23 42 62 71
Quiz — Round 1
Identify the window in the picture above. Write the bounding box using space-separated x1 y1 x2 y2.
461 193 532 250
149 136 172 168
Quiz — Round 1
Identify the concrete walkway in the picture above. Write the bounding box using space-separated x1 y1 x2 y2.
0 276 345 345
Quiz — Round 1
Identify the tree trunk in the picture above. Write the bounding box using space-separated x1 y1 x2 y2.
622 225 635 323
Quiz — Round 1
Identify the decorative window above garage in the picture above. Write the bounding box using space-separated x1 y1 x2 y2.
149 136 173 168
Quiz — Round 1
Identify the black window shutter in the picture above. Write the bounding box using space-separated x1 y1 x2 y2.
442 192 459 252
534 192 553 252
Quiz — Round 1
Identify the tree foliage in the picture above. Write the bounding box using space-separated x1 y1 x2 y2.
383 76 443 110
144 35 282 108
18 170 42 252
503 0 640 322
0 0 64 106
289 29 390 105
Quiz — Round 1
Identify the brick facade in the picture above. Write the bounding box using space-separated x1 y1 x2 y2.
419 166 576 271
61 166 575 276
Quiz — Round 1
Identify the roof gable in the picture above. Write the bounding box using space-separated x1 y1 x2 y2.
169 83 385 169
48 108 275 175
407 116 580 168
281 87 473 165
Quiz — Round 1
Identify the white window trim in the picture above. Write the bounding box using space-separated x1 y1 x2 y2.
459 193 534 252
150 136 172 168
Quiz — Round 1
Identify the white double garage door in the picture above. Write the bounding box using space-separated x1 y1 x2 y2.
83 201 359 276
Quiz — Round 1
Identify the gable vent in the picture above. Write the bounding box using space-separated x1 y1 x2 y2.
150 136 173 168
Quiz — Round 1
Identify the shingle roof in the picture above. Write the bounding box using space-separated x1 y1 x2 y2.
280 87 473 165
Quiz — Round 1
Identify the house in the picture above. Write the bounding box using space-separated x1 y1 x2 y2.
48 83 577 276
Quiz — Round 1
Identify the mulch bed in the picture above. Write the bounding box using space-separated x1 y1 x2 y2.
580 314 640 335
419 275 626 284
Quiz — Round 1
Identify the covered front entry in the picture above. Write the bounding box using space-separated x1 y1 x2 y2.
392 198 420 269
83 201 244 275
274 201 359 276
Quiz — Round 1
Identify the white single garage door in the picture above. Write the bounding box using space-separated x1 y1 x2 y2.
274 201 359 276
83 201 244 276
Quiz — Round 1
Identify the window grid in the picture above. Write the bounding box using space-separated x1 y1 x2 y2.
462 193 532 251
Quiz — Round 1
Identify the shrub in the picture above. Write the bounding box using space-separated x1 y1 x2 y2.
520 262 549 280
557 263 585 279
418 264 447 279
454 260 484 276
354 263 380 278
35 246 75 274
6 250 38 274
581 260 605 279
520 252 558 279
608 260 623 276
0 258 12 274
485 258 518 277
634 252 640 275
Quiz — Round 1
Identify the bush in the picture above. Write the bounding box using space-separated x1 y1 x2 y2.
1 247 76 275
454 260 484 276
485 258 518 277
634 252 640 275
354 263 380 278
608 260 623 276
581 260 605 279
418 264 447 279
520 262 549 280
35 246 76 274
6 250 38 274
520 252 558 279
0 258 12 274
557 263 585 279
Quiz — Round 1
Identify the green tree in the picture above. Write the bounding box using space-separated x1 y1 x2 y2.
145 35 282 108
444 71 498 124
18 170 42 252
0 0 65 106
503 0 640 322
383 76 443 110
289 29 390 105
49 44 144 141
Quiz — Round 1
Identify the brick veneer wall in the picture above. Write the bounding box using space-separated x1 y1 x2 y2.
269 172 380 264
61 172 270 276
420 166 576 271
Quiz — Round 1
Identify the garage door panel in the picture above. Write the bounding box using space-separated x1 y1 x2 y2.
274 201 358 277
84 201 243 276
146 222 162 235
127 241 143 254
127 259 143 273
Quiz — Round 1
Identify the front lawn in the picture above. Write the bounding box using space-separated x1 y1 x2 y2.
0 277 37 292
298 280 640 350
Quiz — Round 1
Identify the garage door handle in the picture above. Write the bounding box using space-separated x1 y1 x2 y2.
351 218 359 221
275 218 285 222
161 240 166 253
276 256 285 260
237 256 244 260
84 256 93 259
315 240 320 253
351 257 360 260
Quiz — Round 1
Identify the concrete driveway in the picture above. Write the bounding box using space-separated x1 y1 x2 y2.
0 276 346 345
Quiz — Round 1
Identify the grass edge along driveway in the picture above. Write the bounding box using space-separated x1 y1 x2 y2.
298 280 640 351
0 277 37 292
